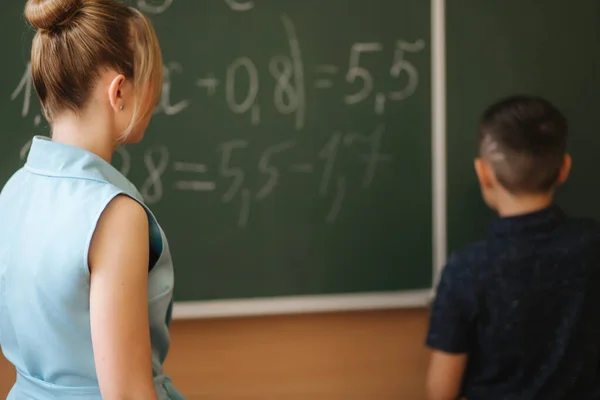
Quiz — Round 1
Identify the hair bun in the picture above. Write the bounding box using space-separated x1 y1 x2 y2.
25 0 83 31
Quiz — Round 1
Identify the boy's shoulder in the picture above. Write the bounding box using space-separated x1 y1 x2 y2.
443 213 600 279
440 239 490 288
446 239 489 271
564 214 600 234
562 215 600 251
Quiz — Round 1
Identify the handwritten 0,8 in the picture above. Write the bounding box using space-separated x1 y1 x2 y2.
196 13 305 130
122 124 392 227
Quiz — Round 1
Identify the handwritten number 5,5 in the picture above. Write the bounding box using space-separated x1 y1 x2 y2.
344 43 382 105
256 140 296 200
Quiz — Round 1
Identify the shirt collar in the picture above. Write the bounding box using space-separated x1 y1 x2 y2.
24 135 142 200
490 204 566 238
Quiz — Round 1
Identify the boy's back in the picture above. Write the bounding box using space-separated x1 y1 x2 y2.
428 205 600 399
426 95 600 400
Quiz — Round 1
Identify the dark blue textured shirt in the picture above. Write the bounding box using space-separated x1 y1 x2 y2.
427 205 600 400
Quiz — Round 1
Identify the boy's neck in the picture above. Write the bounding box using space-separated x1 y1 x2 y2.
495 191 554 218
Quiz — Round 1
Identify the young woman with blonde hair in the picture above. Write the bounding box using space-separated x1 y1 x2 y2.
0 0 185 398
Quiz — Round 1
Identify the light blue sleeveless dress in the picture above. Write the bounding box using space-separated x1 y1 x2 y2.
0 136 185 399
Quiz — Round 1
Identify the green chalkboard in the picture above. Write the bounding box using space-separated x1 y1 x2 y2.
447 0 600 252
0 1 433 303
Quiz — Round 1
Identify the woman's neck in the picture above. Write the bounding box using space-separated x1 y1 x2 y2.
50 113 116 163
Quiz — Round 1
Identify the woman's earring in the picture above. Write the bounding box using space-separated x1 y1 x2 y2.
120 105 124 111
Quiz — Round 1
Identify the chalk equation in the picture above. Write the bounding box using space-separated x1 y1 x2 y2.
8 9 423 228
12 41 425 138
113 124 392 227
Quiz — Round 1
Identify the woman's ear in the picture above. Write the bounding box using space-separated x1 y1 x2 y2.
557 154 572 185
108 74 127 112
474 158 495 189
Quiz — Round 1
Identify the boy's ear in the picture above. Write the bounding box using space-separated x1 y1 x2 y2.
474 158 495 189
556 154 572 185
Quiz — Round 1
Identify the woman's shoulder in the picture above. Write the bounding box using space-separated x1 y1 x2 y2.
89 194 149 271
0 167 26 197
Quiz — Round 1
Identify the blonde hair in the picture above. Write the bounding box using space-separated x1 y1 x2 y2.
24 0 163 139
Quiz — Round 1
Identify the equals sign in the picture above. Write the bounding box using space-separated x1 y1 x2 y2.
173 162 216 192
173 181 216 191
314 65 338 89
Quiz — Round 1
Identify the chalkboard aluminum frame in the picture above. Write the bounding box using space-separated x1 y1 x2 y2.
172 0 447 319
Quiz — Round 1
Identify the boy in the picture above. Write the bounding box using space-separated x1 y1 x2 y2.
426 95 600 400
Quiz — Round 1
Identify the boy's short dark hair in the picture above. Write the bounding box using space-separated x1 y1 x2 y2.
478 95 568 194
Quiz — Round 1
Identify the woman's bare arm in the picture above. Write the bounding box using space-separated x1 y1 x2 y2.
88 195 158 400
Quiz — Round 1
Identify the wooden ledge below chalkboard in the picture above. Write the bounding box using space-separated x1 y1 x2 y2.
172 289 434 319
